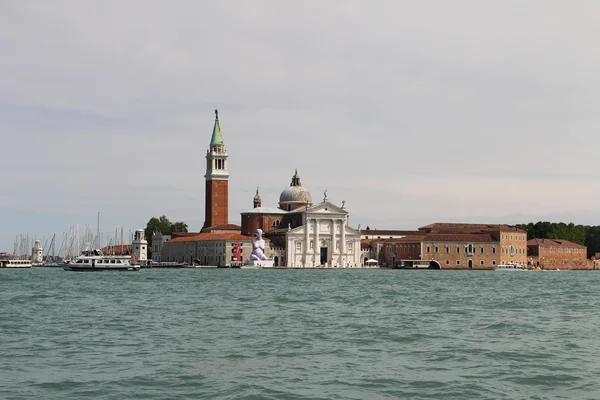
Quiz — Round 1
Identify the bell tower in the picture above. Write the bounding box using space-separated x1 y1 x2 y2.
203 109 229 229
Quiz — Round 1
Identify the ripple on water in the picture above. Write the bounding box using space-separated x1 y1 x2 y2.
2 269 600 399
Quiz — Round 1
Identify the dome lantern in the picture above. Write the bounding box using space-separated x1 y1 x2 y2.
278 169 312 211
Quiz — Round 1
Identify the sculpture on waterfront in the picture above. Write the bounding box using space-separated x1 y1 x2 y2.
250 229 270 261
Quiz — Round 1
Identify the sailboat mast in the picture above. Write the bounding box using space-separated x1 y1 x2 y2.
97 212 100 249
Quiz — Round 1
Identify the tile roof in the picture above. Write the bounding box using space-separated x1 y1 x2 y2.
202 223 242 231
527 238 585 248
167 232 254 243
361 230 422 236
170 232 201 238
419 222 525 233
99 244 132 254
241 207 287 215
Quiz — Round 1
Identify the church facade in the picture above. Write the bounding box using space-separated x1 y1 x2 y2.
283 201 362 268
242 170 363 267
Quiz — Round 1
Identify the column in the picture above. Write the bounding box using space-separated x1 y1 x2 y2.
331 219 337 254
314 219 320 265
304 218 310 267
340 219 346 254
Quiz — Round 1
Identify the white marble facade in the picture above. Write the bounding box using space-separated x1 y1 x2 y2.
286 202 362 268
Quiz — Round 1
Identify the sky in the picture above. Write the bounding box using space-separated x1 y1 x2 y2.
1 0 600 252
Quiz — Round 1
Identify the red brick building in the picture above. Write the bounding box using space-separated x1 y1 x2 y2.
527 238 587 270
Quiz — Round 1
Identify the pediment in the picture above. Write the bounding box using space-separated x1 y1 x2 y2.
307 201 348 215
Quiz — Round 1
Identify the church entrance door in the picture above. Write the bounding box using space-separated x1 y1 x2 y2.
468 259 473 270
320 247 327 265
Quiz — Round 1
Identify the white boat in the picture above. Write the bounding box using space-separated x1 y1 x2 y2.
493 263 527 271
0 259 33 268
63 249 139 272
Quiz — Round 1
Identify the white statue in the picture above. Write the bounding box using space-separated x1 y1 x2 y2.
250 229 270 261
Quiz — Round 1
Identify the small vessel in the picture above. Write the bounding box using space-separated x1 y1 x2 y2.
1 259 33 268
240 264 262 269
493 263 527 271
142 260 186 268
63 249 140 272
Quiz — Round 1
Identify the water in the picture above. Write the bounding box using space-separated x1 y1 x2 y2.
2 268 600 400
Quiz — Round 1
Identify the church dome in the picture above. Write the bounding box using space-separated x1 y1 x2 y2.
279 169 312 211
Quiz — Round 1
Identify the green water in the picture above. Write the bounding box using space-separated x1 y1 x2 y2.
1 268 600 399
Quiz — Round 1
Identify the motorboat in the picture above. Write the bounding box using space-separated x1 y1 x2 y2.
493 263 527 271
0 259 33 268
63 249 139 272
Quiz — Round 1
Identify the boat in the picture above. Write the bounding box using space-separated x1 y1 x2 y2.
493 263 527 271
62 249 140 272
142 260 186 268
0 259 33 268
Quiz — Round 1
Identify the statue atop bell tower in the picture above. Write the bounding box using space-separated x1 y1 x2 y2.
203 109 229 229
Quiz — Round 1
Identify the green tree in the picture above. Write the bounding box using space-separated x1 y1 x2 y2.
144 216 189 251
170 221 188 233
517 221 597 257
145 215 172 245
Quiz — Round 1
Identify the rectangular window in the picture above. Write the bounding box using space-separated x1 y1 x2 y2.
480 247 484 254
445 260 450 265
492 247 496 254
434 246 438 253
426 246 430 253
456 260 461 265
456 246 460 254
445 246 449 254
480 260 484 265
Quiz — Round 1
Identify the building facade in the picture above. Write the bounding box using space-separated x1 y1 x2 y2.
160 232 261 266
283 202 362 268
527 238 587 270
151 233 171 262
373 223 528 269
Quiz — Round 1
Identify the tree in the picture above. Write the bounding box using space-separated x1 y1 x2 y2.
517 221 600 258
170 222 188 233
145 215 172 245
144 215 189 249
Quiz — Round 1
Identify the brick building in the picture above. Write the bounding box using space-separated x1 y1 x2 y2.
527 238 587 270
375 223 528 269
160 232 260 267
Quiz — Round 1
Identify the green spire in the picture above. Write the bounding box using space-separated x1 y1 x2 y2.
210 109 225 146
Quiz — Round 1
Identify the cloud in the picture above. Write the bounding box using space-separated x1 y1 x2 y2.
1 0 600 249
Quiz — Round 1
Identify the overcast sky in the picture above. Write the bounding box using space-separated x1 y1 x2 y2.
2 0 600 251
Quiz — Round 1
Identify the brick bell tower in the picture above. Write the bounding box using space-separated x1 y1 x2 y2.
203 109 229 229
